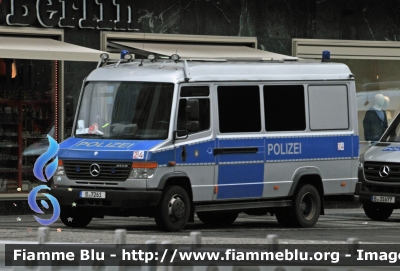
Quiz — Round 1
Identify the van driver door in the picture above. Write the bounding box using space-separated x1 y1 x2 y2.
174 85 215 202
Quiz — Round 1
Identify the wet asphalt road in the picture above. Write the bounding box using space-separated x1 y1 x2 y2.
0 208 399 244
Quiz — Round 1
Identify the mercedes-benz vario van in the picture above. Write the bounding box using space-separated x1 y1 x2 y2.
51 51 359 231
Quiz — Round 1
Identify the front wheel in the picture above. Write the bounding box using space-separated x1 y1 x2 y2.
60 206 93 228
154 185 191 232
363 204 393 221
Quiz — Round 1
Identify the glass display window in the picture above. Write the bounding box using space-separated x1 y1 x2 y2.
0 58 58 194
336 60 400 148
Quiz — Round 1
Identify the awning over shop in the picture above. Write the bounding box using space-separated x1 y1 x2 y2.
110 41 298 61
0 36 105 62
293 39 400 60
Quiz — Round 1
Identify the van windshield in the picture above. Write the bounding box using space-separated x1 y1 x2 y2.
74 81 174 140
381 113 400 142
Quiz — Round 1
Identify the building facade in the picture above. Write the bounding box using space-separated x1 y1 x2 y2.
0 0 400 197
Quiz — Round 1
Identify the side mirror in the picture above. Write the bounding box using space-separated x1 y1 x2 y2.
186 99 199 120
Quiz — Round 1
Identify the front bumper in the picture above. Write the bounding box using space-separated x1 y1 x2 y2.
50 187 162 209
357 181 400 208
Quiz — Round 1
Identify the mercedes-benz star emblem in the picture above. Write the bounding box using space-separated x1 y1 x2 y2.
90 163 101 177
379 165 390 178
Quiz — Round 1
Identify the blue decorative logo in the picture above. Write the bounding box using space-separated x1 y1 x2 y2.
28 135 60 226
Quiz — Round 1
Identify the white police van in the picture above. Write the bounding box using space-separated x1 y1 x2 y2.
51 51 359 231
357 112 400 220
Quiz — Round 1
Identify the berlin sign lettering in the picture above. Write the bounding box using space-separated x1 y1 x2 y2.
6 0 140 30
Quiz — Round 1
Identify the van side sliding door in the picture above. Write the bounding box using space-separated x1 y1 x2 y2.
214 85 265 200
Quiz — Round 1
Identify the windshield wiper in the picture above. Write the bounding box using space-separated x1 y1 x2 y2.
112 134 144 139
75 134 105 138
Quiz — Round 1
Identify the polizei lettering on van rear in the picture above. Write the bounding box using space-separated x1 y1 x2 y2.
51 52 359 232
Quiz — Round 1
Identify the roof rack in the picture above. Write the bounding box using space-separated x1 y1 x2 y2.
96 51 302 82
180 56 298 62
97 50 300 67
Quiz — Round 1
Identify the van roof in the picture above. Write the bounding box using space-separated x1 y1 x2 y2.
86 59 353 83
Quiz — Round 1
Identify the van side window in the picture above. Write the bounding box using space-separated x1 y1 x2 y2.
217 86 261 133
264 85 306 131
308 85 349 130
177 86 210 135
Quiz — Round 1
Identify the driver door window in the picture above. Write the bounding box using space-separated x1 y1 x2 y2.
177 86 210 135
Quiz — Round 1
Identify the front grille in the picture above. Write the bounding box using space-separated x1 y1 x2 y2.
63 161 131 181
364 161 400 182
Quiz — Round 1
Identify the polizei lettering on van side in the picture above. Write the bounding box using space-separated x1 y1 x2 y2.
267 143 302 155
51 52 359 232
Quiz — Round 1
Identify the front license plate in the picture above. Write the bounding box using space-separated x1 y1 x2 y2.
80 191 106 199
372 195 395 203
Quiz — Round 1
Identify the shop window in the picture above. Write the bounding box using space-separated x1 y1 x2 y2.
308 85 349 130
0 58 57 194
217 86 261 133
336 60 400 145
264 85 306 131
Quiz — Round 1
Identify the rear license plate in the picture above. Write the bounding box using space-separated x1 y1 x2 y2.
80 191 106 199
371 196 395 203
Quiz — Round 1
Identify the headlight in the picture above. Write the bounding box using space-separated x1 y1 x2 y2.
130 162 157 179
358 161 363 169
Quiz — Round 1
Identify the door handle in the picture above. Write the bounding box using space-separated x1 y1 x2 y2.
181 145 187 162
213 147 258 155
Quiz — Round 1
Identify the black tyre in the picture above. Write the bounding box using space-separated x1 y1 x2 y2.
197 211 238 226
363 204 393 221
286 184 321 228
154 185 191 232
60 206 93 228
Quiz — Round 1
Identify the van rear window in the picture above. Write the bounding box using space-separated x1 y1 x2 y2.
308 85 349 130
217 86 261 133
